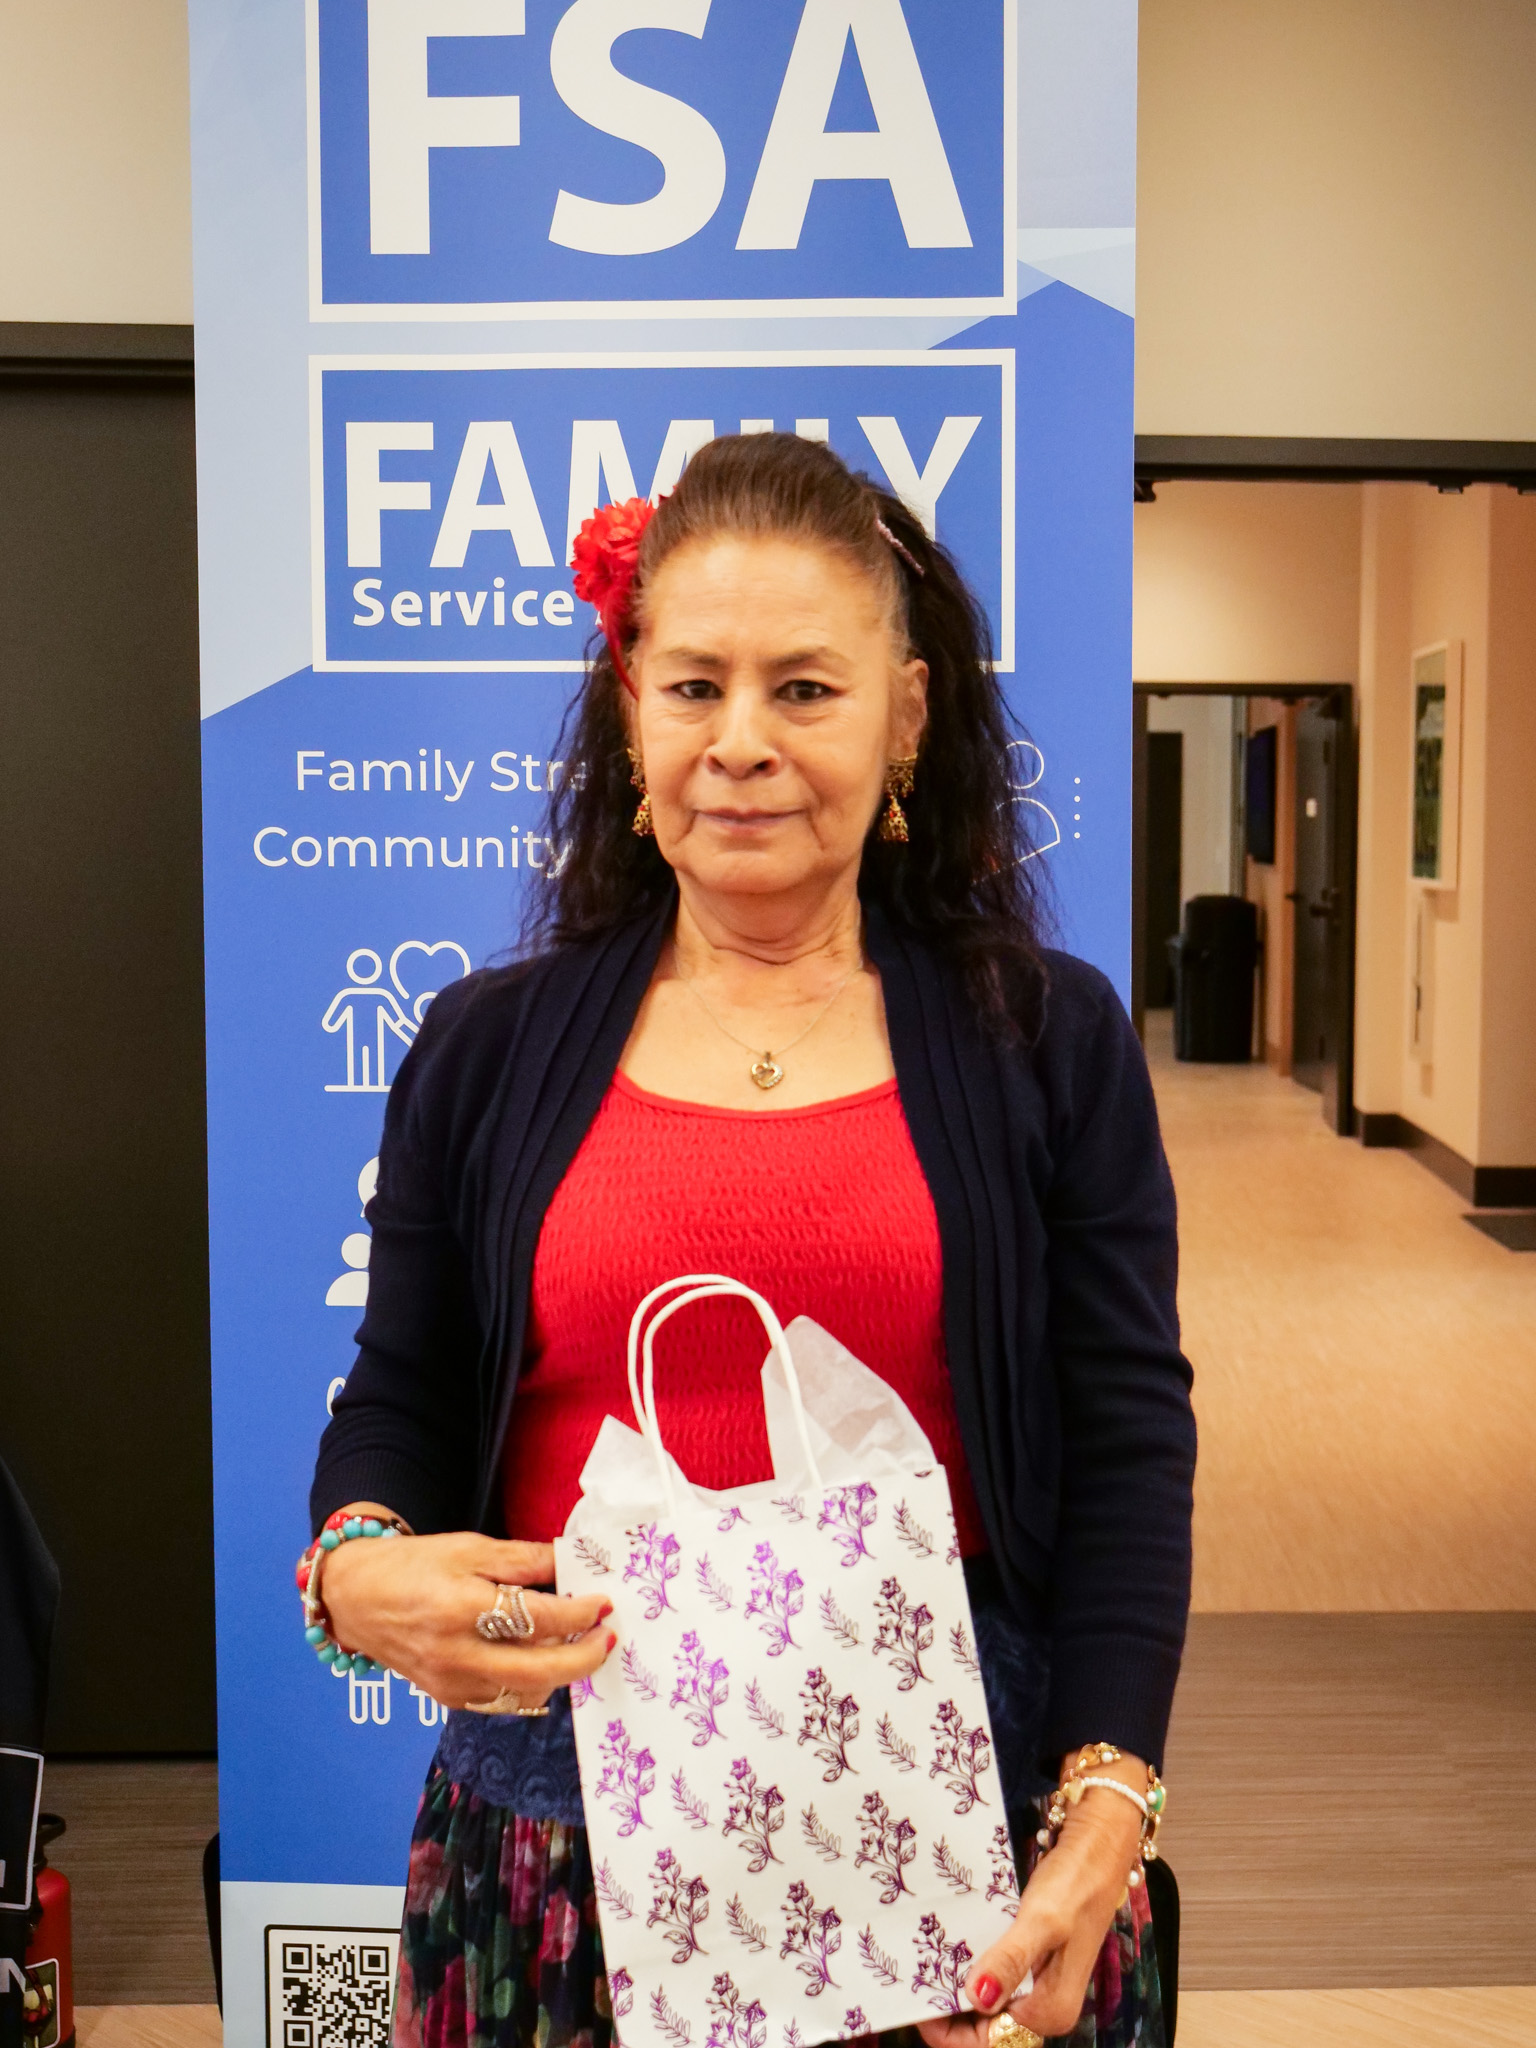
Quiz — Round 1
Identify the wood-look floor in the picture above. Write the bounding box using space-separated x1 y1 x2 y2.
77 2010 221 2048
45 1759 218 2006
76 1988 1536 2048
1177 1985 1536 2046
1146 1012 1536 1611
1161 1612 1536 1987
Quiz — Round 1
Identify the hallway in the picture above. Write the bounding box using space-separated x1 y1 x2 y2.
1146 1012 1536 1612
1146 1014 1536 2029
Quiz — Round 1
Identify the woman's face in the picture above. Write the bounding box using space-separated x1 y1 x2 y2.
629 534 928 909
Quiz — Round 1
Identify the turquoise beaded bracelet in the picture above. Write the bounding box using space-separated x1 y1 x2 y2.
295 1510 409 1677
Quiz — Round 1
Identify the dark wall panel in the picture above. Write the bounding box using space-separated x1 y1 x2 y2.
0 369 214 1751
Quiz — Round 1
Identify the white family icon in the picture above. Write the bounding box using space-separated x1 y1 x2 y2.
333 1659 392 1726
1007 740 1063 860
322 939 471 1092
330 1661 443 1729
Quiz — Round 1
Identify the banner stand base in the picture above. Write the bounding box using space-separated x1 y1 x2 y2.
221 1882 406 2048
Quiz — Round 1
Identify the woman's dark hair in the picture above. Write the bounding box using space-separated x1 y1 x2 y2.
530 432 1052 1029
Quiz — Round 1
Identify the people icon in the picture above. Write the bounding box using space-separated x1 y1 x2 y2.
322 950 415 1093
387 938 472 1020
1006 739 1062 861
333 1657 392 1726
322 941 473 1092
326 1157 379 1307
409 1680 444 1727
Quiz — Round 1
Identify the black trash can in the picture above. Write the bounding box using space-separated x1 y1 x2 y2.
1166 895 1258 1062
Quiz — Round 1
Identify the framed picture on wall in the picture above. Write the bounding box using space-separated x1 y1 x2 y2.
1410 640 1463 890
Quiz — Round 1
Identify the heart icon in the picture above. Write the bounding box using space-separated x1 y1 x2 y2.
390 939 473 1023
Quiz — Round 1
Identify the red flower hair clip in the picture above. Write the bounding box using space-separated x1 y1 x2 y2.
570 496 656 695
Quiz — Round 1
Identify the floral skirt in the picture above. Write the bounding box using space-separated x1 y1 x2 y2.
393 1766 1165 2048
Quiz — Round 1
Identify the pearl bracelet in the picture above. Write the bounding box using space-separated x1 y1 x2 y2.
1073 1774 1150 1819
1038 1742 1168 1893
296 1510 411 1676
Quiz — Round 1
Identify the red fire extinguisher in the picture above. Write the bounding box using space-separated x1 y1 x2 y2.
21 1816 72 2048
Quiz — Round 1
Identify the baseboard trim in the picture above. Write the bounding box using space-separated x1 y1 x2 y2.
1398 1123 1476 1202
1357 1111 1412 1148
1355 1112 1536 1206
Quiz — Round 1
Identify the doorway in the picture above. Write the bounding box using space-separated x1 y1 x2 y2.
1132 683 1358 1134
0 346 213 1750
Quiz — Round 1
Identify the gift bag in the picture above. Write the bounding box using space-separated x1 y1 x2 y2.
555 1276 1021 2048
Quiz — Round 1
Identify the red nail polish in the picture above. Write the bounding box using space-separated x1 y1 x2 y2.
972 1975 1002 2013
606 1630 618 1652
598 1601 614 1621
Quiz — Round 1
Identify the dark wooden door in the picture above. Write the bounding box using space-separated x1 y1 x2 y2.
1143 732 1183 1007
1290 696 1356 1129
0 337 214 1750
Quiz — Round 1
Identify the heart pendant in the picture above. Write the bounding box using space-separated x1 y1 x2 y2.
750 1056 786 1090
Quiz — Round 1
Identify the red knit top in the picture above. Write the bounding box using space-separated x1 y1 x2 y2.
502 1072 988 1555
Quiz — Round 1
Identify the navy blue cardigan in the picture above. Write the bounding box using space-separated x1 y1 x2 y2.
311 903 1195 1770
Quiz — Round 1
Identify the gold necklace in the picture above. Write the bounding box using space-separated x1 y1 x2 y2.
673 955 863 1090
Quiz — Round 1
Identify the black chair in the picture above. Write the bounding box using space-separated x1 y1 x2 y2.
203 1833 223 2013
1143 1855 1180 2045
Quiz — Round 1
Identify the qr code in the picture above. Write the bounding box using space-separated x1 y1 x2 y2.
265 1925 400 2048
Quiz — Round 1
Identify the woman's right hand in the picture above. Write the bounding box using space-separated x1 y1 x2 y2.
319 1520 616 1712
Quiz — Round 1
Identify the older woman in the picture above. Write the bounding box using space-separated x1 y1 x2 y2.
307 434 1194 2048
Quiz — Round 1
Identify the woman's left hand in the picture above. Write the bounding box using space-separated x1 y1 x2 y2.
917 1765 1145 2048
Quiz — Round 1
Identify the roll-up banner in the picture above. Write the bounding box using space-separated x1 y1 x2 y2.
189 4 1136 2039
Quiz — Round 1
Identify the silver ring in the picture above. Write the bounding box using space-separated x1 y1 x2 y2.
474 1583 535 1642
464 1687 550 1717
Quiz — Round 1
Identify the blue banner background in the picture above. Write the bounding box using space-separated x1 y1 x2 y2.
191 0 1136 1973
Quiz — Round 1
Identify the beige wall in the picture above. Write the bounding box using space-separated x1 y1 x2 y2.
0 0 191 323
1480 499 1536 1163
1134 481 1361 683
1353 489 1414 1119
1355 487 1488 1155
1138 0 1536 439
1354 485 1536 1168
1399 494 1487 1163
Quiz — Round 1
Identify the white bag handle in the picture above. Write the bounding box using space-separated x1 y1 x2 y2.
625 1274 825 1516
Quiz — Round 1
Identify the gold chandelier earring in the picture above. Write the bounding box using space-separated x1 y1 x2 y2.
880 756 917 842
626 747 654 837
